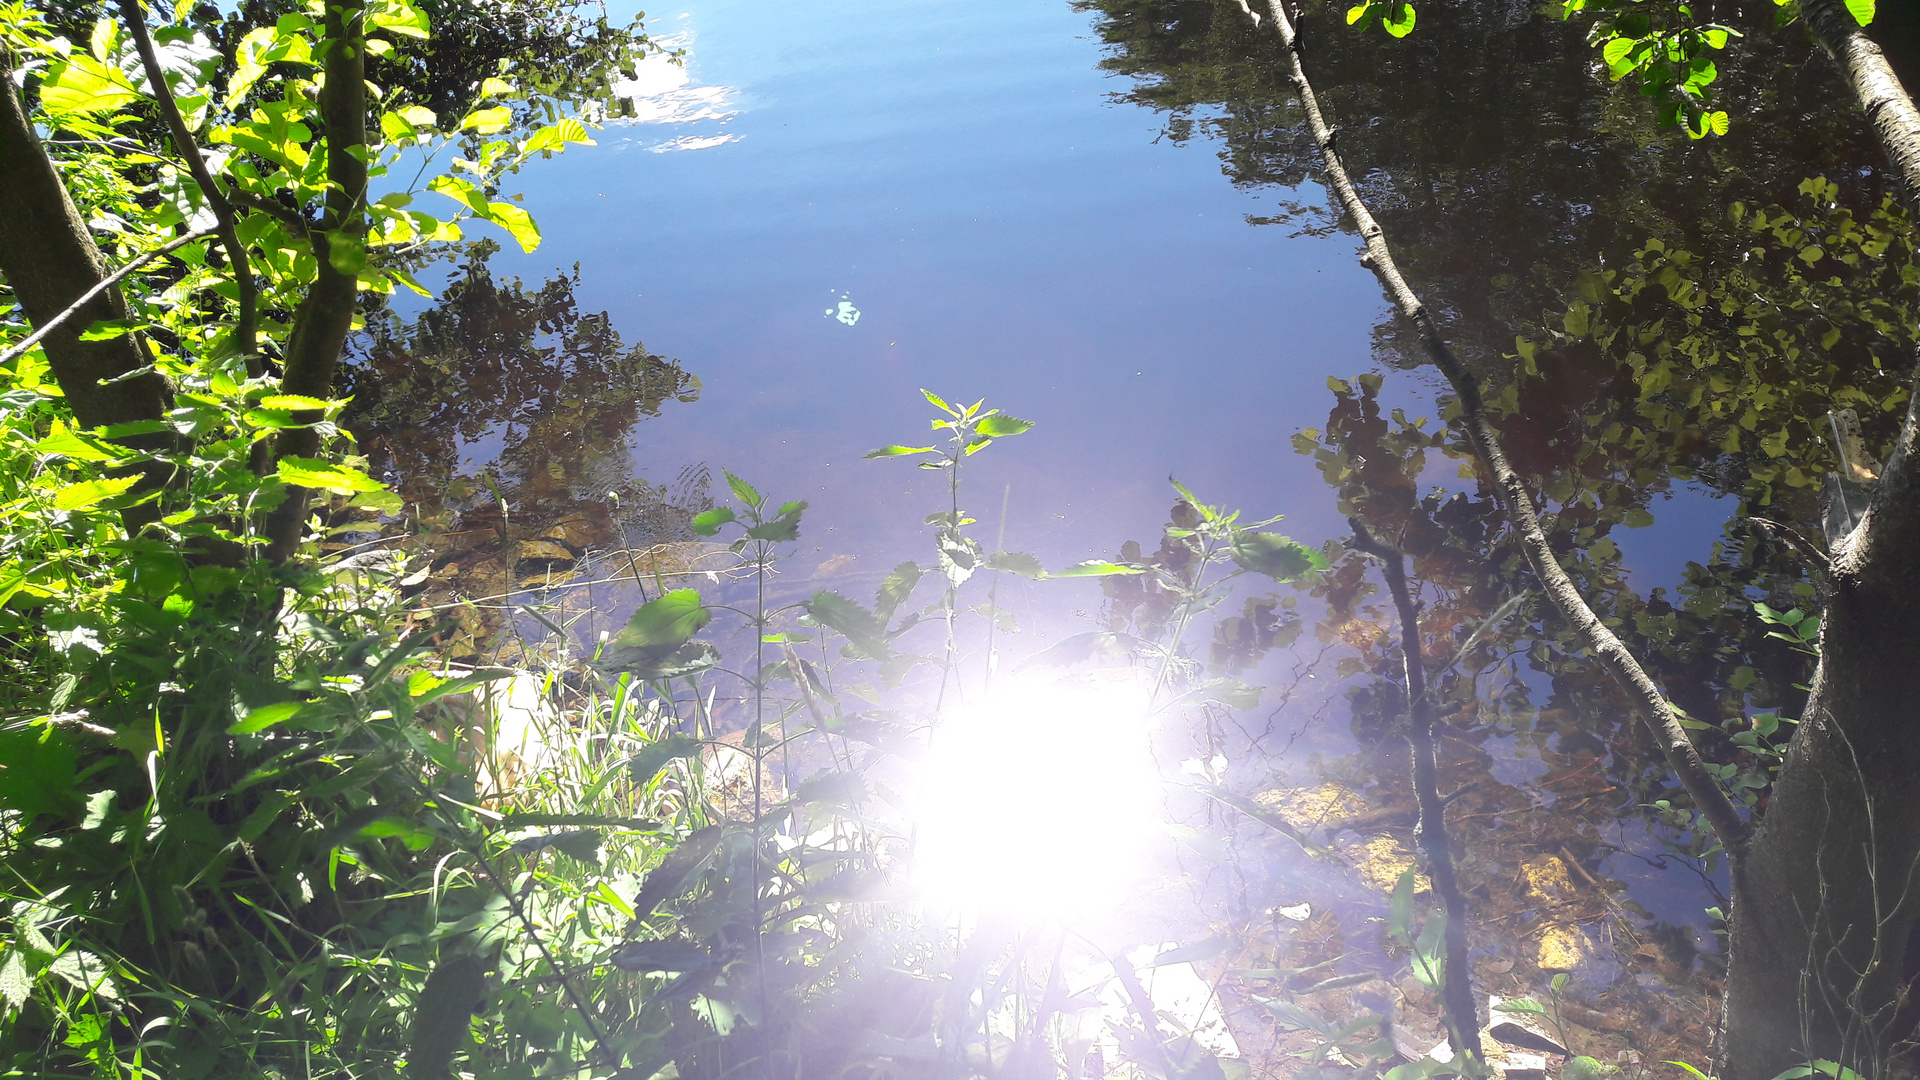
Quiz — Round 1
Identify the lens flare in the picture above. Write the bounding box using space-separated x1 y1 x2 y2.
906 674 1161 917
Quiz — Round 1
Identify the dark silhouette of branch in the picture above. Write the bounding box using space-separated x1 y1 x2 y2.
0 226 212 368
1347 519 1480 1062
1241 0 1751 857
117 0 262 379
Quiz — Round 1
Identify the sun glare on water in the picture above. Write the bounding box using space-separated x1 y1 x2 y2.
906 675 1162 918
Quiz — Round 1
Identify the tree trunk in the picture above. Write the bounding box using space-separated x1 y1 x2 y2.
261 0 367 564
1718 6 1920 1077
0 52 178 518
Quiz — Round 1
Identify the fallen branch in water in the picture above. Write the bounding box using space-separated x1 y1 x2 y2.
1235 0 1749 861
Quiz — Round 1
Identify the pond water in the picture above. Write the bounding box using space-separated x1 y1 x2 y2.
348 0 1908 1067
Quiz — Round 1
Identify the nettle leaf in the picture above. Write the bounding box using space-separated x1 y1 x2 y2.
629 734 702 786
874 561 922 624
690 506 737 535
610 939 710 973
52 475 142 511
723 470 762 509
1229 530 1327 581
807 591 891 657
1843 0 1874 25
409 952 484 1080
974 414 1033 438
276 457 384 493
984 551 1046 579
863 444 935 458
611 589 711 649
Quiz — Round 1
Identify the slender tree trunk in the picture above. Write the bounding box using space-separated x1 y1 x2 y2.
1717 6 1920 1077
262 0 367 563
0 52 178 520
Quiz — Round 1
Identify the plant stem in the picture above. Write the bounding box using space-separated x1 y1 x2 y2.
1349 520 1480 1062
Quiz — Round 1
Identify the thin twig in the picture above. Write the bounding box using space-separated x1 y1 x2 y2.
1242 0 1750 857
118 0 262 378
0 227 213 369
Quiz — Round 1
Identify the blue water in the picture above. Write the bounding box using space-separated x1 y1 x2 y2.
478 0 1384 584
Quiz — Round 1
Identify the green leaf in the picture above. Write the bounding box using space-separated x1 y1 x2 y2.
1388 866 1417 940
1842 0 1873 24
805 591 890 658
371 0 432 37
721 470 763 509
39 55 142 115
974 415 1034 437
1053 559 1143 577
632 825 723 915
52 474 141 511
873 561 923 624
1381 2 1415 36
691 506 737 535
1229 530 1327 581
919 389 955 414
1346 2 1371 24
409 952 483 1079
276 457 385 493
325 230 368 275
863 444 936 458
629 734 702 785
984 551 1046 579
484 202 541 253
1494 998 1548 1015
462 106 511 134
1665 1064 1717 1080
611 589 711 649
77 319 148 341
228 700 308 734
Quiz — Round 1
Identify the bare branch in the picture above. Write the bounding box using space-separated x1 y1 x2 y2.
1243 0 1751 855
117 0 262 378
0 227 213 369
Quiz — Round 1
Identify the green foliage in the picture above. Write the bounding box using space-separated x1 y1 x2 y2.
1561 0 1738 137
1346 0 1415 38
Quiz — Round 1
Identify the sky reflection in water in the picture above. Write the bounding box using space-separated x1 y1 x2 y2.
483 0 1382 596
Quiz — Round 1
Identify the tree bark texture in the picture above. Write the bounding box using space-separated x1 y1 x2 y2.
0 57 177 439
0 53 179 523
262 0 367 564
1715 7 1920 1077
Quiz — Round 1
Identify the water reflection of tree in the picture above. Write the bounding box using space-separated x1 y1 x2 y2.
1074 0 1886 378
344 239 701 522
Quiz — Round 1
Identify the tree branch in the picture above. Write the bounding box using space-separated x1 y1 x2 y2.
116 0 261 379
0 226 212 369
261 0 369 564
1348 519 1480 1063
1244 0 1751 855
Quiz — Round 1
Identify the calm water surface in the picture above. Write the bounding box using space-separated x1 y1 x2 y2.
484 0 1384 582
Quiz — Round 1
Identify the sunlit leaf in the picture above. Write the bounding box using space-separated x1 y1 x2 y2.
611 589 710 649
275 457 384 493
52 475 141 511
40 55 142 115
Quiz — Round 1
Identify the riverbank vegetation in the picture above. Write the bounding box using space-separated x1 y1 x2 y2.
5 0 1920 1076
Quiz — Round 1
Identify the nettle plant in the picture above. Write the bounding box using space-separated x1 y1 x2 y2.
509 391 1332 1079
